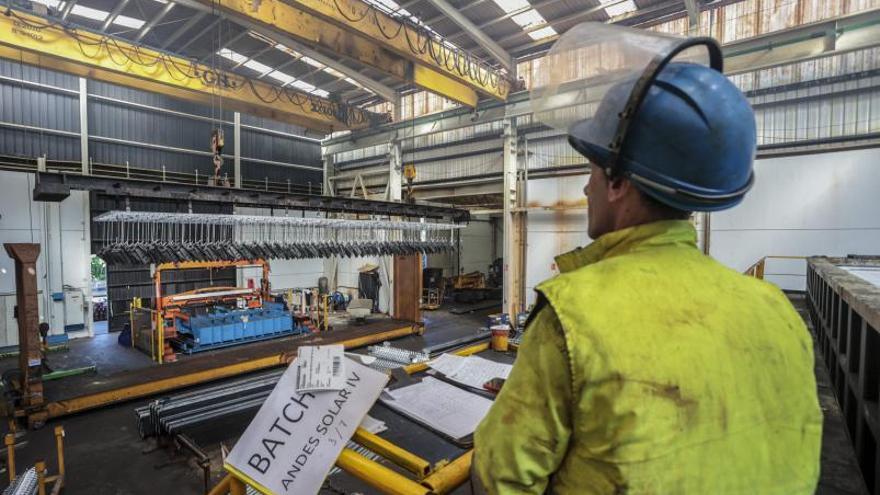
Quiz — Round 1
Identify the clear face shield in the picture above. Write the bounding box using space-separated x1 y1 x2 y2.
529 22 723 176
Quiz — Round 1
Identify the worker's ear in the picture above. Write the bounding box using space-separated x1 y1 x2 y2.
605 175 633 204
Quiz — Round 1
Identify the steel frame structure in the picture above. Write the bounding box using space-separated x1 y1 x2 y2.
807 257 880 494
32 171 470 223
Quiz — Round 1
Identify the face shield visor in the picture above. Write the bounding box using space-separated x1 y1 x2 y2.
529 22 723 176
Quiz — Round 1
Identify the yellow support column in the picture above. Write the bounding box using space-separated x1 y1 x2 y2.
421 451 474 494
54 426 65 486
336 449 431 495
5 433 15 484
35 460 47 495
351 427 431 478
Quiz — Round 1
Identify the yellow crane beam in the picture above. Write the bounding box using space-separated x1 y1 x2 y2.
0 10 387 133
196 0 510 106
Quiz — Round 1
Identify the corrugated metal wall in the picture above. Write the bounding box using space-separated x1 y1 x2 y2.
0 59 322 186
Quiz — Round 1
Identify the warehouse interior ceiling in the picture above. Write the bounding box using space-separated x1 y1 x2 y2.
24 0 693 110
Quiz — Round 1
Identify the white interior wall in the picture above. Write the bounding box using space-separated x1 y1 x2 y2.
335 256 391 313
233 207 326 291
425 216 496 276
711 147 880 291
524 175 591 307
0 171 91 346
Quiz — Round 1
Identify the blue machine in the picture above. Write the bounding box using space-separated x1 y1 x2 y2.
174 302 309 353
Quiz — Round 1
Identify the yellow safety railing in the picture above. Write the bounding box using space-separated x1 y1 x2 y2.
744 256 806 280
5 425 66 493
210 341 497 495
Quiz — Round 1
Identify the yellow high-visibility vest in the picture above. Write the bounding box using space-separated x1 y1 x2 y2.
474 220 822 494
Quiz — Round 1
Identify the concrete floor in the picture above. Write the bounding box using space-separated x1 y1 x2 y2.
0 298 869 494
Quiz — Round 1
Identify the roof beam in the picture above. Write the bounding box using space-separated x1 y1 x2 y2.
174 0 397 103
175 16 221 52
723 7 880 74
198 28 249 63
161 11 206 49
134 2 175 43
0 8 387 132
683 0 701 34
60 0 77 21
423 0 513 70
101 0 131 31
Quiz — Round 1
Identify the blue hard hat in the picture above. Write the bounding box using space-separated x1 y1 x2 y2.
568 62 756 212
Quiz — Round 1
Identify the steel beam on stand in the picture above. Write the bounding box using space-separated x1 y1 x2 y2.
32 172 470 223
3 243 46 428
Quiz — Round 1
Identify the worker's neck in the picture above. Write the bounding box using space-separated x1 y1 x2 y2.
610 200 672 233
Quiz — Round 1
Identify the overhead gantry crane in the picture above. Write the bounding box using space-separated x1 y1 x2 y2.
0 8 388 133
180 0 512 107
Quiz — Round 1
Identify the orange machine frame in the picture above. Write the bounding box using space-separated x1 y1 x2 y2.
153 260 271 363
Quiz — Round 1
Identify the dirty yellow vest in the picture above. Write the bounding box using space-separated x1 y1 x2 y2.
535 220 822 494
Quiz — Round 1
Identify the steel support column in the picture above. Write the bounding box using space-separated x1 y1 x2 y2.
78 77 89 175
233 112 242 188
502 119 523 318
3 243 45 427
388 140 403 202
323 154 334 197
683 0 700 35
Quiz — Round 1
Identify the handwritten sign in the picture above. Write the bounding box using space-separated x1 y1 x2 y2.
224 357 389 495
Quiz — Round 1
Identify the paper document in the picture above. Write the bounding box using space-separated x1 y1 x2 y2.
427 353 466 377
359 414 387 434
296 345 345 392
225 356 389 495
381 377 493 441
428 354 513 390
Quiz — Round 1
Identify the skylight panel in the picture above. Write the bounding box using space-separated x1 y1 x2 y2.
493 0 531 13
218 48 249 64
511 9 546 29
528 25 558 40
243 59 273 75
311 89 330 98
30 0 65 9
299 57 324 69
267 71 296 85
113 15 145 29
71 5 109 22
291 80 317 92
363 0 401 15
602 0 638 17
323 67 344 78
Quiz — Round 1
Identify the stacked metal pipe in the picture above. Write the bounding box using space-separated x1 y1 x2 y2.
367 342 429 365
96 211 462 265
135 369 283 438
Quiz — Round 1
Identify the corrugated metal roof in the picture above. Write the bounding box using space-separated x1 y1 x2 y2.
19 0 705 105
